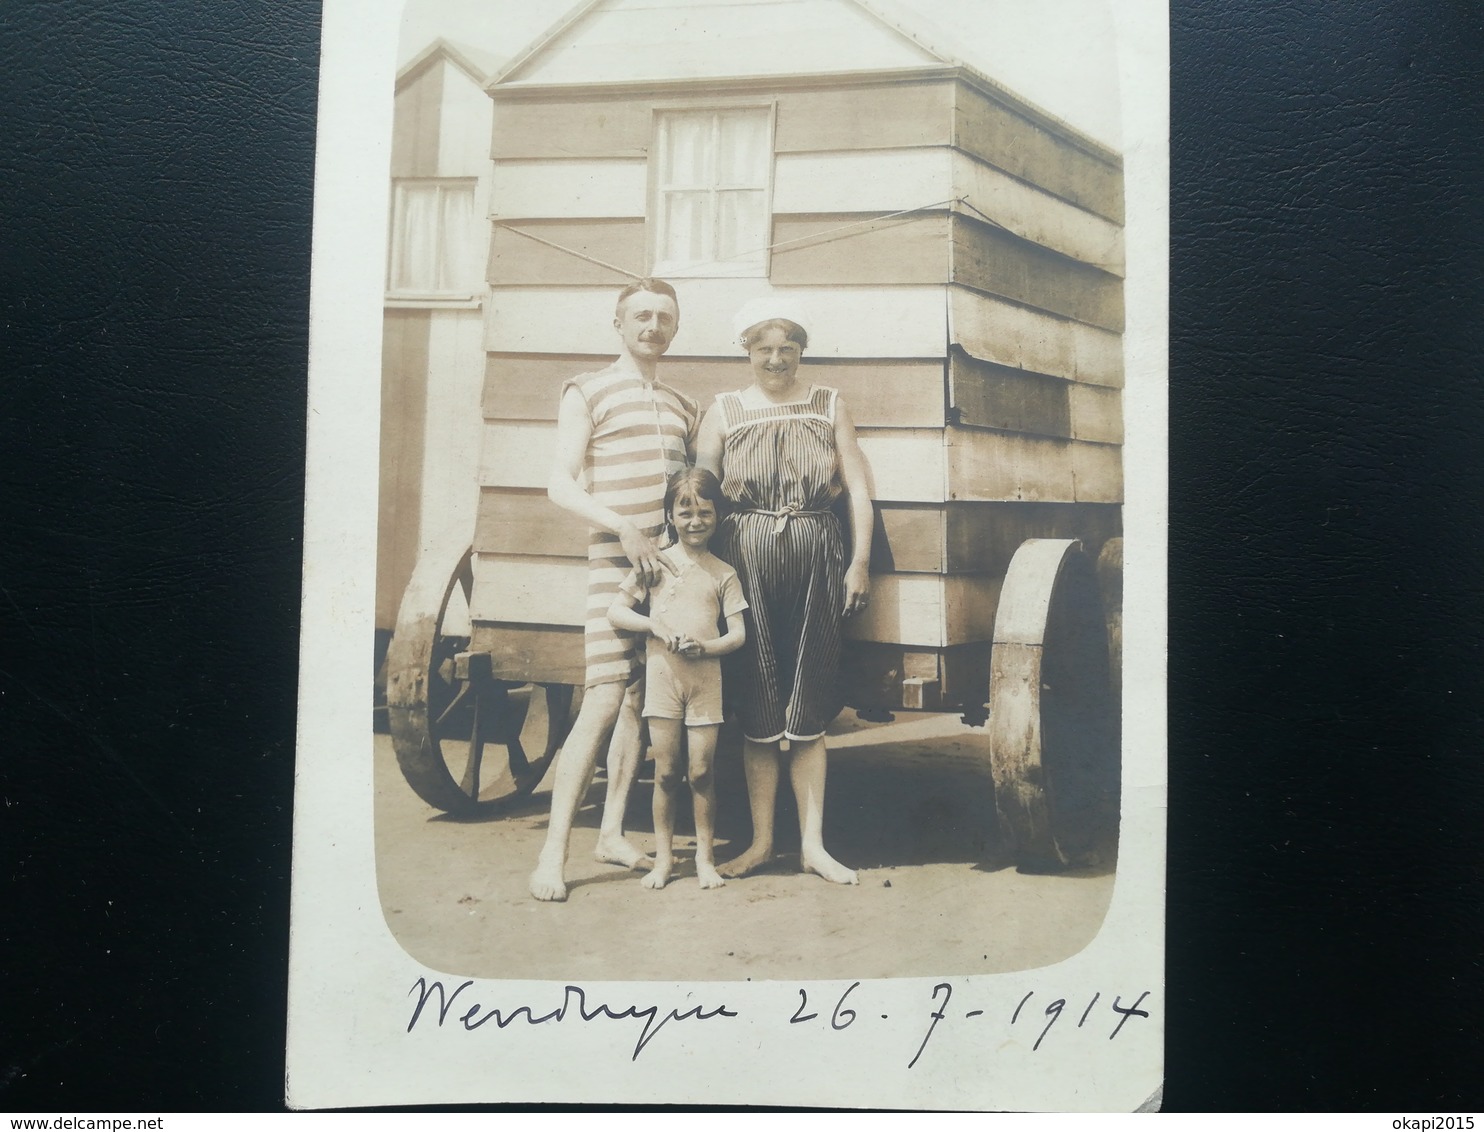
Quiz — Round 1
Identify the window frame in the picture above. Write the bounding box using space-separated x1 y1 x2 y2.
647 100 778 279
385 176 484 306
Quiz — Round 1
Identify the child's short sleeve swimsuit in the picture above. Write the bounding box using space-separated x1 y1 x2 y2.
617 546 747 726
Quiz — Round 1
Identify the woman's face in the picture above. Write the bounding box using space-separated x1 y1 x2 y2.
746 326 803 396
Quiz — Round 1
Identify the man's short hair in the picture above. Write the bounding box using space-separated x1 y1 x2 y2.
615 277 678 318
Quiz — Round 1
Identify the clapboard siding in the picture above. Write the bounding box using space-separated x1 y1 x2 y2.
775 148 953 214
873 503 947 573
391 59 443 178
483 355 948 428
954 83 1122 223
943 501 1122 577
488 150 1123 274
485 284 950 357
472 550 998 648
377 312 430 628
952 215 1123 332
846 573 1001 647
489 218 645 285
1070 440 1123 503
492 158 649 219
481 419 1119 505
481 418 948 502
485 213 1119 328
944 429 1122 504
1068 382 1123 445
471 622 586 686
476 487 588 558
948 349 1071 437
870 501 1122 576
471 554 588 625
952 151 1124 275
489 81 956 160
949 287 1122 387
770 212 950 286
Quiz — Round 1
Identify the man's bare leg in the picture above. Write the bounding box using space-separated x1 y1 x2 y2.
790 736 858 885
641 718 682 890
593 680 649 868
687 725 725 889
528 681 626 901
718 739 780 878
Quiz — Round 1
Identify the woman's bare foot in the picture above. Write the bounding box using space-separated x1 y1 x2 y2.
718 843 773 878
594 834 651 870
640 859 672 890
696 862 726 890
528 853 569 902
801 847 858 886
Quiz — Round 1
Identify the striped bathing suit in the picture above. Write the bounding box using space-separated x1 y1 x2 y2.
565 365 698 688
713 385 846 743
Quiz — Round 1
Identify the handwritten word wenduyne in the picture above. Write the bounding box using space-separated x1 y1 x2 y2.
406 979 1153 1066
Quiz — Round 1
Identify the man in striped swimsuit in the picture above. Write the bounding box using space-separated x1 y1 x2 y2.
529 279 698 902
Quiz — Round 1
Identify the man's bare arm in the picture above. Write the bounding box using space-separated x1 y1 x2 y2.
548 385 670 584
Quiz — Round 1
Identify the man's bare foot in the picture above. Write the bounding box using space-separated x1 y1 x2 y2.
801 848 858 886
640 860 672 890
696 863 726 890
528 857 569 902
594 834 651 870
718 843 772 878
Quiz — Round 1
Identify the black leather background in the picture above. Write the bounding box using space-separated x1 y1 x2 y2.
2 0 1481 1113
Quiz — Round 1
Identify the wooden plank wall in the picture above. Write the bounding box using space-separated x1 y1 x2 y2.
377 312 429 629
474 75 1123 671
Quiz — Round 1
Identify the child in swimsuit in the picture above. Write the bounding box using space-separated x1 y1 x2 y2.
609 468 747 890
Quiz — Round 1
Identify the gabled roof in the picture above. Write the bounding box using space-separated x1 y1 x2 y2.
397 37 504 90
490 0 951 88
486 0 1118 162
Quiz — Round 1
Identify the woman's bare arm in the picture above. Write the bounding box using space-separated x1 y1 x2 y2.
695 404 725 478
833 396 874 617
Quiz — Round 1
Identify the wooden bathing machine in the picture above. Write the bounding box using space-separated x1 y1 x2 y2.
389 0 1124 867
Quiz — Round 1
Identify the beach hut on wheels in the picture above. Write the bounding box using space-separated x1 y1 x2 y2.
376 39 501 667
388 0 1125 870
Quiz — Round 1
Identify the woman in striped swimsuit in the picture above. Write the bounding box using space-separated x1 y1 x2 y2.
697 299 873 885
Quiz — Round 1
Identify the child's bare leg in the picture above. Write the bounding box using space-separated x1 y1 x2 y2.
686 725 724 889
528 681 625 901
594 680 650 868
719 739 780 877
641 718 683 890
790 736 858 885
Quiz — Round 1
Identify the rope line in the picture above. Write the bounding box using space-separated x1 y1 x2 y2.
494 223 644 279
494 196 991 279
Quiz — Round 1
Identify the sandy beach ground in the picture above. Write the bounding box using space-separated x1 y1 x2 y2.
373 709 1116 983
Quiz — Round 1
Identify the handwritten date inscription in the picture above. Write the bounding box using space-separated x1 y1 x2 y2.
406 978 1153 1066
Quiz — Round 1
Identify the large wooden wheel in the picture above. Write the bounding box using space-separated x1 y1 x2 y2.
386 547 578 817
988 538 1120 871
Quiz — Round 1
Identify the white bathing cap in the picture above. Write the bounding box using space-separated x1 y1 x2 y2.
731 296 813 349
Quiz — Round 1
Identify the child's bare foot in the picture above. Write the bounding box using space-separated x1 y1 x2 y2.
640 859 673 890
595 834 651 870
528 853 569 902
696 862 726 890
801 848 858 886
718 843 772 878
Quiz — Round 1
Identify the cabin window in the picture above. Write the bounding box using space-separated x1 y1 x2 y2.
651 108 773 278
387 178 481 300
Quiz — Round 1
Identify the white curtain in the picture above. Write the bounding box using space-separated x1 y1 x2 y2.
655 109 770 274
389 181 477 295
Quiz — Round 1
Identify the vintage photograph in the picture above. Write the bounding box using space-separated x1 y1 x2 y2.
290 0 1164 1109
